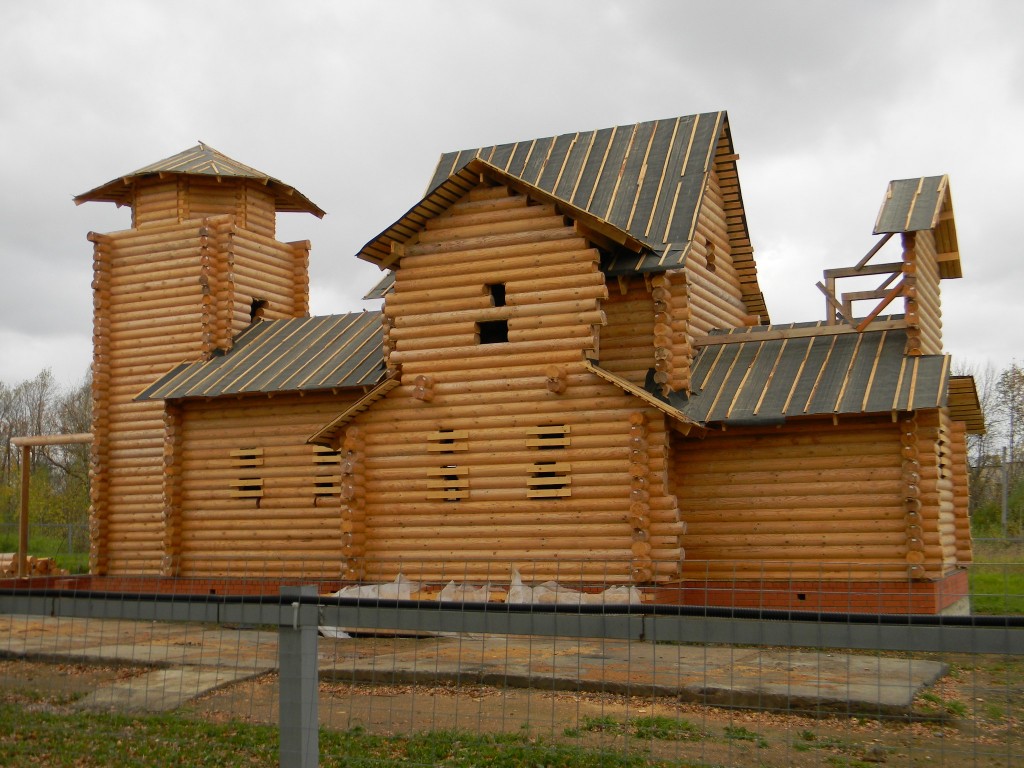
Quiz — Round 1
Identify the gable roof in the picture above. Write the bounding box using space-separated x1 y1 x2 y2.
136 312 384 401
874 175 960 278
356 112 767 319
654 322 978 429
75 142 325 217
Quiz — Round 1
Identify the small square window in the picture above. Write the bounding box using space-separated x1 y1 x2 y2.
478 319 508 344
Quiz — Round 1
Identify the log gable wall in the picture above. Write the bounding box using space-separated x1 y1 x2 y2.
344 182 685 583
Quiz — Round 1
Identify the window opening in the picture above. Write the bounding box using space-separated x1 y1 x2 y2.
230 447 264 502
487 283 506 307
249 298 268 323
526 425 571 498
427 429 469 501
312 446 342 502
478 319 508 344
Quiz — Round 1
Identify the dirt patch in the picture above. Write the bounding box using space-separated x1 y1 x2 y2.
0 660 149 710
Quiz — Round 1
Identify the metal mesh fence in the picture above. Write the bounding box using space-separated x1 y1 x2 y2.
1 557 1021 767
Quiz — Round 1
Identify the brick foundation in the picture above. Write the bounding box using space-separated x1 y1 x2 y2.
650 569 970 614
1 570 970 615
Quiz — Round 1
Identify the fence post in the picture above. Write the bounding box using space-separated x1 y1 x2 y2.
279 585 319 768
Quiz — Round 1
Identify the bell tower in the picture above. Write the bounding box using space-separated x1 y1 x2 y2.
75 143 324 574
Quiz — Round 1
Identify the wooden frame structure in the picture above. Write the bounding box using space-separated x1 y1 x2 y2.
8 433 92 578
65 114 984 613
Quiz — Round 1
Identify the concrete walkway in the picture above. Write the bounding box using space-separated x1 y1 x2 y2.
0 615 946 716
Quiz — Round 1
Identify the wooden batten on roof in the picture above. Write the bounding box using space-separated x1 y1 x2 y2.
74 142 325 218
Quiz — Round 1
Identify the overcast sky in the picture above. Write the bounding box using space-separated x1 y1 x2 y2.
1 0 1020 390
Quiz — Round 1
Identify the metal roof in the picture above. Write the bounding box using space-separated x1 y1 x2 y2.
356 113 764 313
136 312 384 401
657 324 957 426
428 113 728 274
874 175 960 279
74 142 325 217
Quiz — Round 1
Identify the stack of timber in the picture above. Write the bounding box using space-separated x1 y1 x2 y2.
0 555 68 578
347 183 685 584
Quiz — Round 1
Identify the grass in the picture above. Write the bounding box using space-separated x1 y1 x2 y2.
564 713 705 742
723 725 769 749
969 540 1024 615
0 705 709 768
918 691 969 717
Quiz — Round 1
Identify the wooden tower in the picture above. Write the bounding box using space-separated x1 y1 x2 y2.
75 144 323 574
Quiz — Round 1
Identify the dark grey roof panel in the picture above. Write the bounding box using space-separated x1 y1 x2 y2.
659 325 951 425
874 176 947 233
416 113 730 279
363 271 394 300
136 312 385 401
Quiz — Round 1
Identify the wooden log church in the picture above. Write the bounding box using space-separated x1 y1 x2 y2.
73 112 983 613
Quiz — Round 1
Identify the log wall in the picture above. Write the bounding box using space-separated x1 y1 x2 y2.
90 183 310 575
133 177 278 238
902 230 943 355
949 417 972 565
168 393 358 578
599 275 654 386
353 183 684 583
913 408 959 577
670 415 958 580
90 221 211 574
684 165 750 335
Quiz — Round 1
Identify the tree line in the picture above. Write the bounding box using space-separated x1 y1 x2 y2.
0 369 91 534
966 361 1024 537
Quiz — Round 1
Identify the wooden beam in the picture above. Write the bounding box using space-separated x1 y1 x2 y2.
823 261 903 280
854 232 894 270
18 445 29 578
692 318 907 347
856 279 907 332
11 433 93 447
815 282 856 326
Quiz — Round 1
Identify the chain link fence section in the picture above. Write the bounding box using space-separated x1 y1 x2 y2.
1 566 1022 767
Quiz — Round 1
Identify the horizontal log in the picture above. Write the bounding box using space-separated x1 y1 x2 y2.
403 224 579 261
425 199 536 230
416 208 562 244
395 241 595 283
